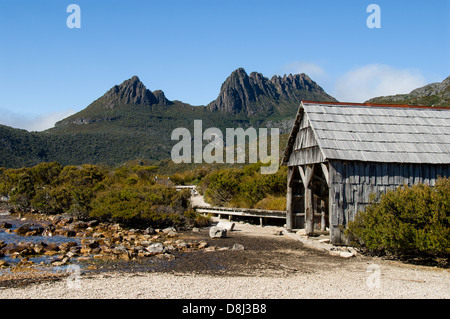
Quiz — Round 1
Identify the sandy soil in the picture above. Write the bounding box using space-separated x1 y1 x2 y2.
0 219 449 299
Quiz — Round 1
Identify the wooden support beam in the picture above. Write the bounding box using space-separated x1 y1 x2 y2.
298 164 314 188
286 166 295 230
321 162 330 186
305 184 314 235
320 199 326 231
287 165 295 187
298 164 315 235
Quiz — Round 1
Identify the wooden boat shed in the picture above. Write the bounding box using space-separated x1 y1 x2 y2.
282 101 450 245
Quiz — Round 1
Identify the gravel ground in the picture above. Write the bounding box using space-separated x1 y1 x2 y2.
1 263 448 299
0 220 449 299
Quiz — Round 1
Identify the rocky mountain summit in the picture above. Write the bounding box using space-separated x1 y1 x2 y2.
56 76 172 126
1 69 338 168
366 76 450 107
103 76 154 106
207 68 337 115
102 76 172 108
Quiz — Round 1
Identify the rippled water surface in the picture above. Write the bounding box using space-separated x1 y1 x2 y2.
0 213 82 268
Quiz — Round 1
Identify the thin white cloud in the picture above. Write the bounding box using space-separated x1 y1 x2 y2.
333 64 427 102
0 109 76 132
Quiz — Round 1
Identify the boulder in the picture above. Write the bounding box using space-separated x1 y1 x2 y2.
198 241 208 249
82 239 99 249
272 229 284 236
144 227 156 235
0 222 12 229
56 216 73 226
70 221 88 229
231 243 245 251
44 243 60 252
216 221 235 231
339 251 354 258
111 245 131 260
87 220 99 227
15 223 33 235
209 226 227 238
167 231 177 238
3 243 27 254
139 240 152 247
146 243 165 255
162 227 176 234
51 256 70 266
18 258 34 266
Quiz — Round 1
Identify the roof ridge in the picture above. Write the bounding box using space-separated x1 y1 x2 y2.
301 100 450 110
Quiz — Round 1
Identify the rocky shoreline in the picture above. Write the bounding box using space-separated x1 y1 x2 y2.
0 212 218 271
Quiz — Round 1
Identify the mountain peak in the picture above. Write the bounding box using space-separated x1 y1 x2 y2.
207 68 337 115
129 75 141 82
97 76 173 109
103 76 157 106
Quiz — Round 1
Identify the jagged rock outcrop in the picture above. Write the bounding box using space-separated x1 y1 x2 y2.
103 76 158 107
103 76 172 108
366 76 450 107
207 68 337 115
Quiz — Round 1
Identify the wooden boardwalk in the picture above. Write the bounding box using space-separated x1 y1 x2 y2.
193 205 286 226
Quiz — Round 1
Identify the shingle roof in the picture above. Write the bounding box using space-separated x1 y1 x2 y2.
283 101 450 164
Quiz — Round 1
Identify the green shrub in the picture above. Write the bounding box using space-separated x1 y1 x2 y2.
90 185 193 228
254 195 286 211
0 162 197 229
200 163 287 208
183 208 211 227
346 178 450 259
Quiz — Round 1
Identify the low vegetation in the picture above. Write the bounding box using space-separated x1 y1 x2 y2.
199 163 287 210
0 162 209 229
346 177 450 260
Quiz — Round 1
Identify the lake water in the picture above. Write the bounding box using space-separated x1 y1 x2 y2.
0 212 82 268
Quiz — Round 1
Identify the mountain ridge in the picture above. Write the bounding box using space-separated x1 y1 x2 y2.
365 76 450 107
207 68 337 116
1 67 337 168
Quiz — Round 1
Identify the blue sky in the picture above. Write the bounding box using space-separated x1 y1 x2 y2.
0 0 449 131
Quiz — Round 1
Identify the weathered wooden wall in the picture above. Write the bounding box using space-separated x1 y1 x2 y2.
328 160 450 245
287 112 324 166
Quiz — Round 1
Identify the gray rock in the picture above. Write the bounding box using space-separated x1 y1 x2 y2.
209 226 227 238
273 229 284 236
140 240 152 247
144 227 156 235
216 221 235 231
162 227 176 234
231 243 245 251
146 243 165 254
339 251 354 258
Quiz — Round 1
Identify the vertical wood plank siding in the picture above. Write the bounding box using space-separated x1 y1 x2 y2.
328 160 449 244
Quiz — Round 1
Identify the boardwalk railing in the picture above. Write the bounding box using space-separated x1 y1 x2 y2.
193 205 286 226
